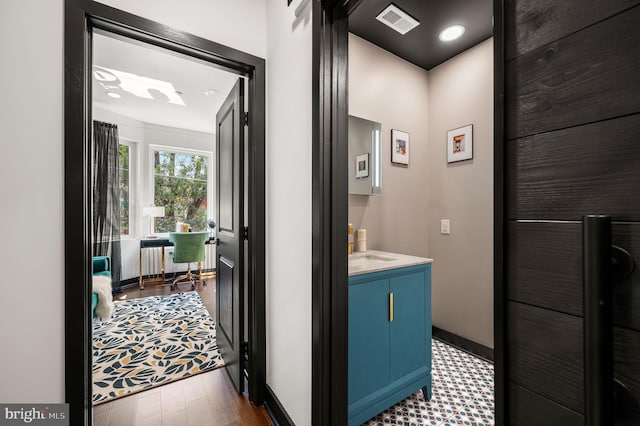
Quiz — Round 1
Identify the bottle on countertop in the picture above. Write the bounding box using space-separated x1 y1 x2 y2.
348 223 355 254
357 228 367 252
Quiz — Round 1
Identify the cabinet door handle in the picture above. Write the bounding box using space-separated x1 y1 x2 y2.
389 292 394 322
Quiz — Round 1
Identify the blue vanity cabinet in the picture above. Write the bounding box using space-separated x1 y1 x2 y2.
348 263 432 426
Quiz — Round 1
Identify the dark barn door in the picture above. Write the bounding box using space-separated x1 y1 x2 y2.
216 79 245 392
503 1 640 424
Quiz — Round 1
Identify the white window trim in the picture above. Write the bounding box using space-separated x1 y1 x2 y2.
118 137 137 239
148 144 214 233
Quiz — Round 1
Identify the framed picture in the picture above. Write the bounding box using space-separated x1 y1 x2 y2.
391 129 409 165
355 153 369 178
447 124 473 163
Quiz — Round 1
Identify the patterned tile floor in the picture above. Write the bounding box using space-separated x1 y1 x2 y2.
363 339 494 426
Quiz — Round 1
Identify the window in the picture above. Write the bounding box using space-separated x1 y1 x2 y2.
152 148 211 232
119 143 130 235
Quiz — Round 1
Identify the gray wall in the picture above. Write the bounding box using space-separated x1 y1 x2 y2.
427 39 494 348
348 34 494 348
348 34 430 257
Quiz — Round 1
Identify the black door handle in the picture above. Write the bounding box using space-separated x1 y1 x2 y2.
583 215 614 426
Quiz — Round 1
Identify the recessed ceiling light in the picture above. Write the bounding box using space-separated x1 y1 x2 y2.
106 91 121 99
204 89 219 96
439 25 465 42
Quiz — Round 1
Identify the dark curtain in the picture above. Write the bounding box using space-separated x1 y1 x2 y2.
93 121 122 291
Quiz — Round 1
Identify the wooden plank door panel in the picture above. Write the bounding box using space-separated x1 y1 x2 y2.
505 6 640 140
507 222 640 332
506 225 640 421
614 327 640 420
503 1 640 423
508 382 583 426
506 221 582 316
504 248 640 419
507 302 584 414
504 0 640 61
506 114 640 221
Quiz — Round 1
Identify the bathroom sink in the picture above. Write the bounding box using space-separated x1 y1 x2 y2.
348 250 433 276
349 253 396 264
348 252 398 272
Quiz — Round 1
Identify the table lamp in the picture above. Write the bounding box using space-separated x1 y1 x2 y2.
143 206 165 237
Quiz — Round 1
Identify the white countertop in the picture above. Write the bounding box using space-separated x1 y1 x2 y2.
348 249 433 276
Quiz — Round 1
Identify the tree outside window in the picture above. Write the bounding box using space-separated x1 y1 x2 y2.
153 149 209 232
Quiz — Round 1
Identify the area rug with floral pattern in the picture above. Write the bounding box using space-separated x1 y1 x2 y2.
92 291 223 404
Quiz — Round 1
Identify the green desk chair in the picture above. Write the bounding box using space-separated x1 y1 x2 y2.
169 231 209 290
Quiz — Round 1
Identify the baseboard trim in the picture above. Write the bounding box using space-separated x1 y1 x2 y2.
265 384 295 426
432 326 494 363
118 277 140 288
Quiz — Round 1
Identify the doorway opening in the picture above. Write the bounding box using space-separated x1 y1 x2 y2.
312 1 504 424
90 28 249 416
64 2 266 424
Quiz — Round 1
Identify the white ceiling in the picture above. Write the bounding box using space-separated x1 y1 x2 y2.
92 32 241 134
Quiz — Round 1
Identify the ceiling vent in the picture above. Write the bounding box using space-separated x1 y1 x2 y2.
375 4 420 35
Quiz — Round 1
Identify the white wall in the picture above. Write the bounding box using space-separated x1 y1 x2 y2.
94 0 267 59
0 0 268 404
0 0 65 402
428 39 494 348
348 34 430 257
266 0 314 425
94 108 145 143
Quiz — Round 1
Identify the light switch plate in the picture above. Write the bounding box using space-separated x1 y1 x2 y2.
441 219 450 234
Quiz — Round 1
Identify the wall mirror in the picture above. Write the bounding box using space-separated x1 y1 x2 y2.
348 114 382 195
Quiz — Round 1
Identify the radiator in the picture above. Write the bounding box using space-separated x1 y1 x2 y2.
140 243 217 280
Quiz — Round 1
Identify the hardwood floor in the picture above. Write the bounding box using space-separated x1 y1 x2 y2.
94 279 272 426
93 368 272 426
113 276 216 317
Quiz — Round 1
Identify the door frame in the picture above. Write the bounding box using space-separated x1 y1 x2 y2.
64 0 266 423
311 0 505 424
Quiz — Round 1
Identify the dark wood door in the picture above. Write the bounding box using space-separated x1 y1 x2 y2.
502 1 640 424
216 79 245 392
